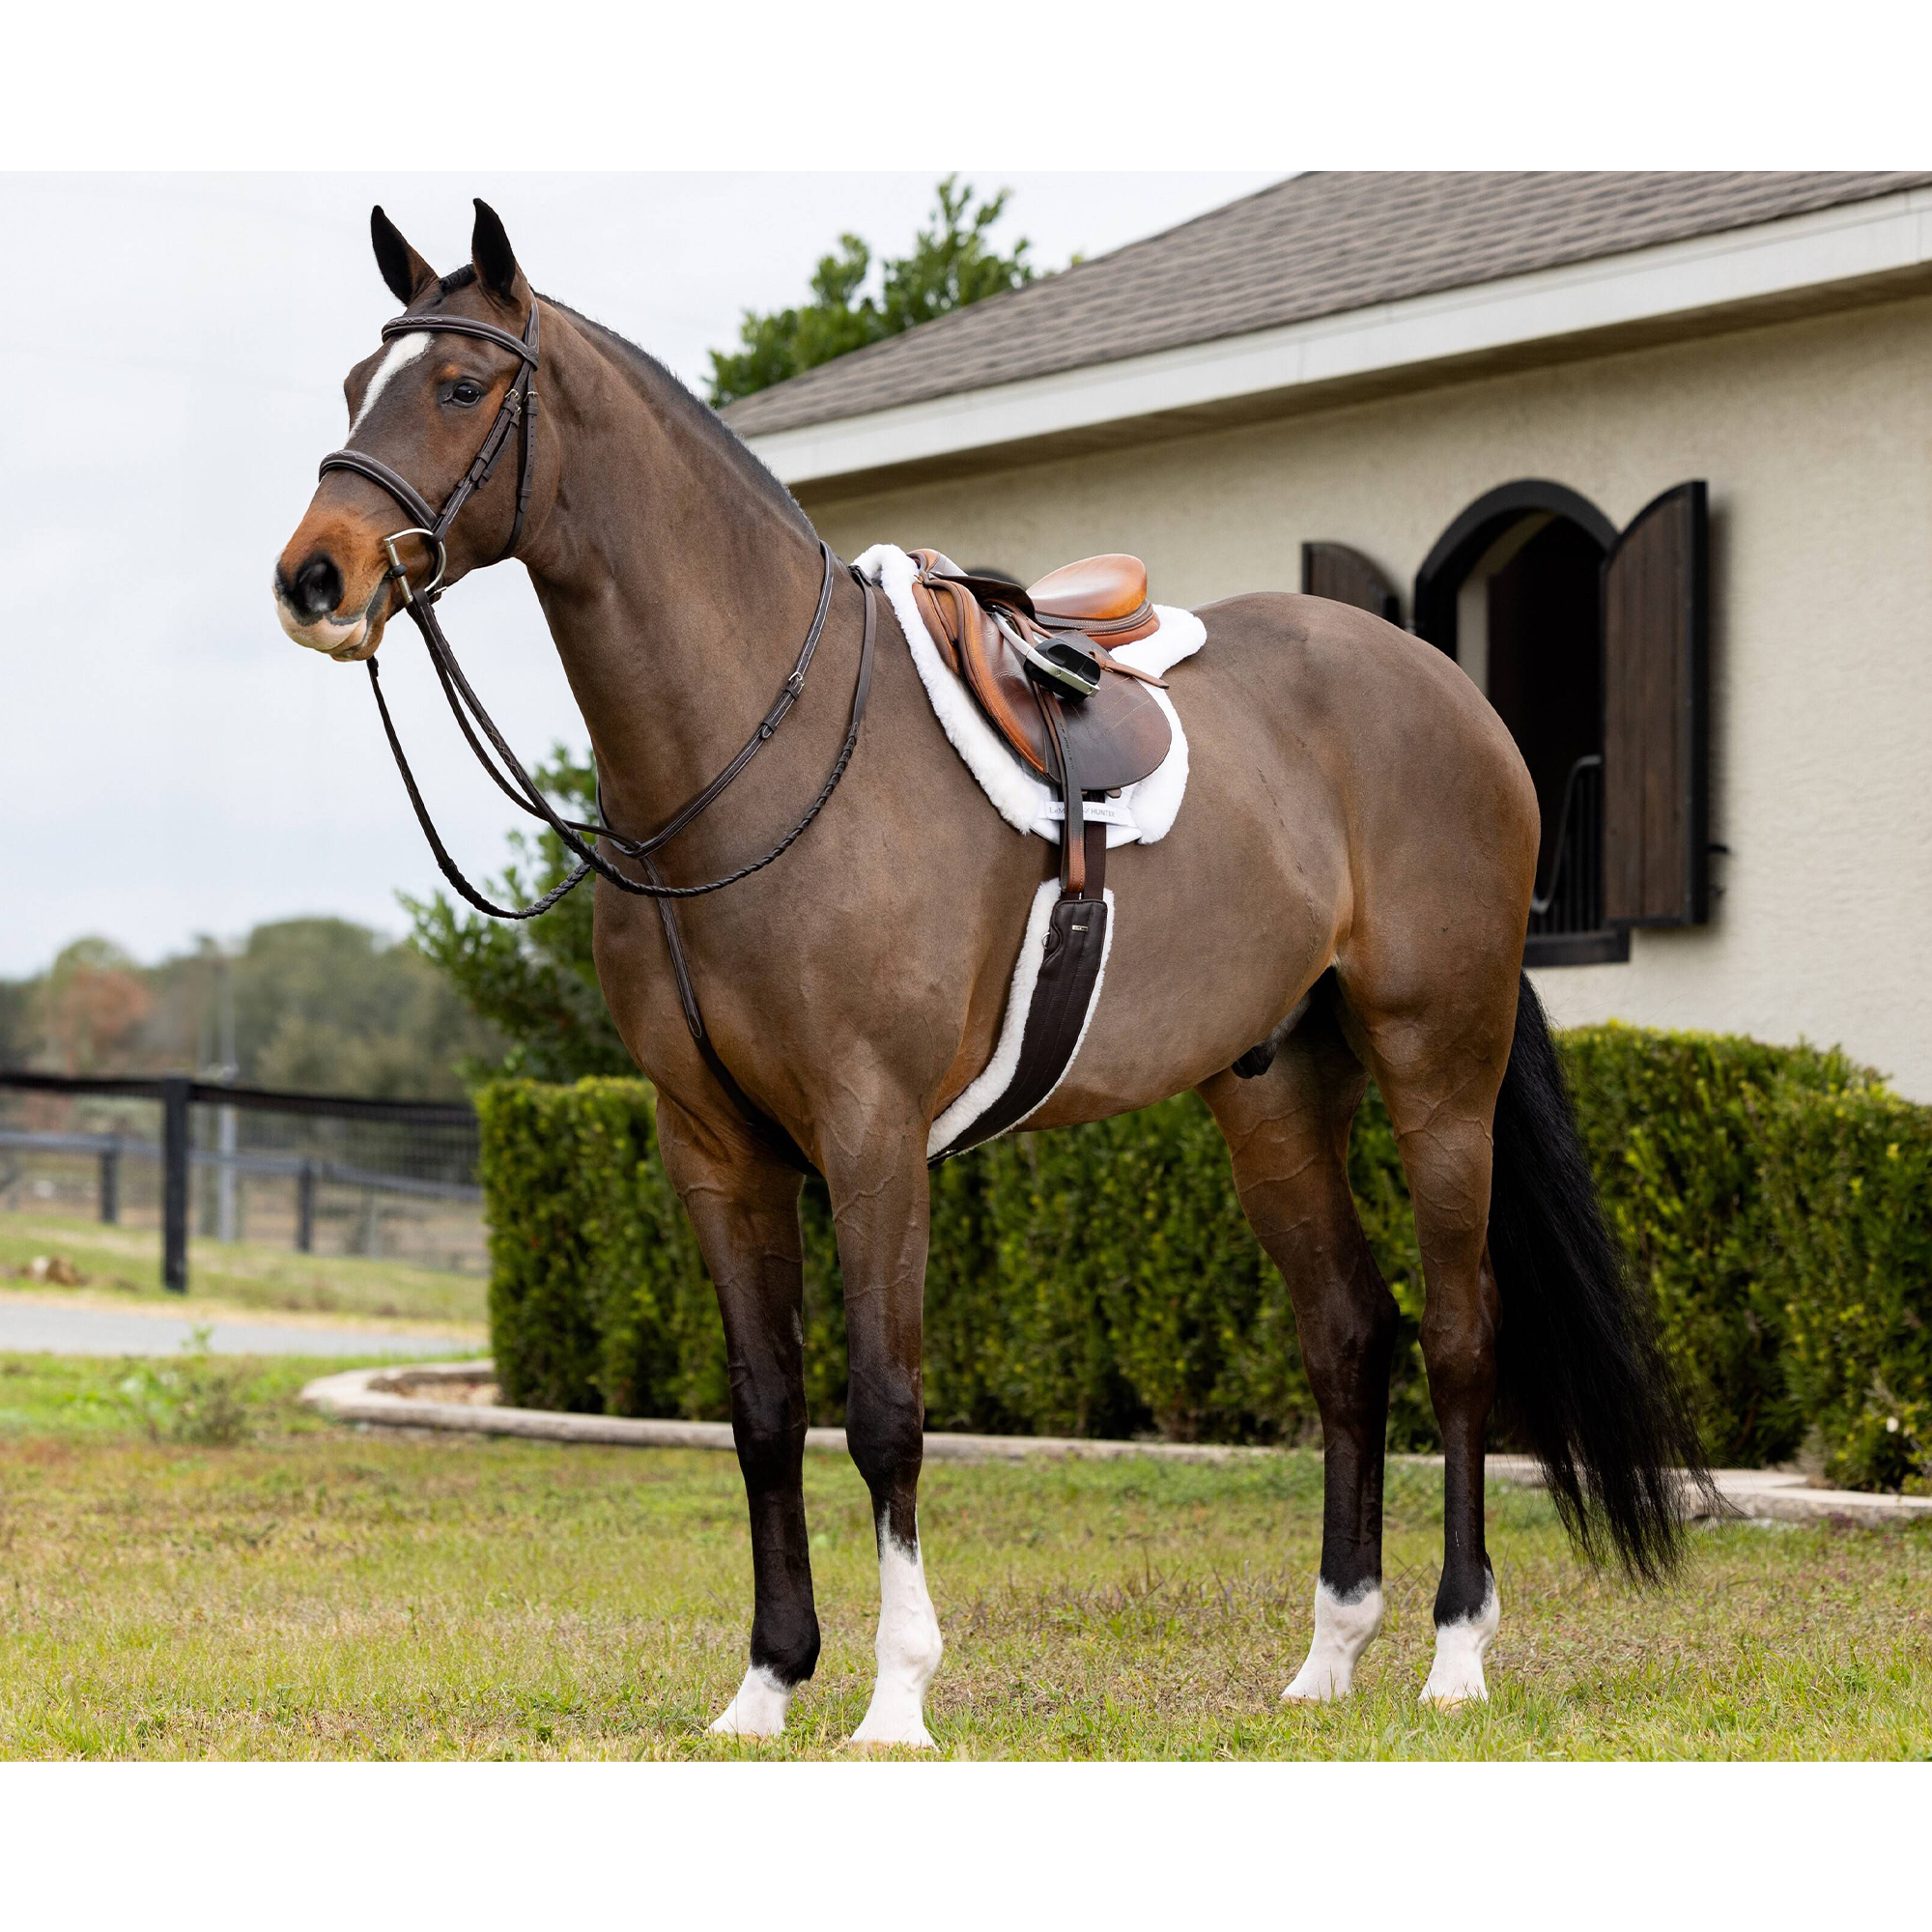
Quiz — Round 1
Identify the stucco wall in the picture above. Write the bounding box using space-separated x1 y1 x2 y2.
802 297 1932 1094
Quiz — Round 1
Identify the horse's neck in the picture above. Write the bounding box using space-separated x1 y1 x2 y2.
524 319 832 838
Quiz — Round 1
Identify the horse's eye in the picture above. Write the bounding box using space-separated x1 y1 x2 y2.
448 380 484 408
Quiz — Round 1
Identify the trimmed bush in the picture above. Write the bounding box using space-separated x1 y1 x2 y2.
1763 1088 1932 1492
479 1024 1925 1488
1561 1025 1879 1466
477 1078 695 1416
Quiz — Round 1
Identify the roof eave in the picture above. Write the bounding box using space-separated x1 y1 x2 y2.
746 184 1932 501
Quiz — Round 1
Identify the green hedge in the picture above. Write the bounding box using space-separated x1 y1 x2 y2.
1561 1027 1878 1466
477 1024 1924 1489
1764 1088 1932 1492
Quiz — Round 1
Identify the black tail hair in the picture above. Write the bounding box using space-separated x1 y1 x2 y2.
1489 974 1713 1581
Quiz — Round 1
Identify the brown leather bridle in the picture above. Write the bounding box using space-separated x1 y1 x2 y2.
321 303 542 606
318 298 877 1161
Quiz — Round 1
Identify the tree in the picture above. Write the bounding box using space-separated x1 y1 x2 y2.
41 939 151 1075
706 176 1037 408
229 918 502 1099
3 921 499 1096
403 748 633 1084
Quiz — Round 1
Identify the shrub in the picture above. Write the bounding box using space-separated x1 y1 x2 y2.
116 1326 256 1446
478 1025 1923 1487
1560 1024 1879 1466
1763 1088 1932 1492
476 1078 693 1415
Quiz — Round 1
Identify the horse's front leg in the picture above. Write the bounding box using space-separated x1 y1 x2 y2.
653 1096 817 1739
823 1110 944 1749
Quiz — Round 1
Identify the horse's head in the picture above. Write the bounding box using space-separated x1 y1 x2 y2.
274 200 538 661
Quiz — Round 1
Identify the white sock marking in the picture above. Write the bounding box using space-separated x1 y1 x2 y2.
851 1524 943 1748
1420 1576 1501 1706
708 1663 791 1739
348 332 432 434
1282 1577 1384 1702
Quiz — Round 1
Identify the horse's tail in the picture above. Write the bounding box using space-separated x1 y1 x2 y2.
1486 973 1711 1581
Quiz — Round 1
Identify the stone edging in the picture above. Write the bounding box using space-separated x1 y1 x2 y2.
300 1360 1932 1524
298 1361 1273 1465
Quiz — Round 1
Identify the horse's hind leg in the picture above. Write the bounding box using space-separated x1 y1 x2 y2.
1340 971 1515 1705
653 1097 818 1739
1200 979 1399 1702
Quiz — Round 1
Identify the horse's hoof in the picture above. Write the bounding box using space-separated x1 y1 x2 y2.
1281 1581 1383 1703
709 1666 791 1739
1279 1675 1351 1704
850 1707 935 1750
1417 1676 1489 1707
1419 1581 1499 1707
708 1712 784 1739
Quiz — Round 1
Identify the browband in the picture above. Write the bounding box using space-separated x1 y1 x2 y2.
380 311 539 363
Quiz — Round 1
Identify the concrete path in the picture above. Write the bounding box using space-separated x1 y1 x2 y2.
0 1299 475 1359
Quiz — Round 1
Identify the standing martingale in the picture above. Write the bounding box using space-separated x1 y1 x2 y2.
271 200 1708 1747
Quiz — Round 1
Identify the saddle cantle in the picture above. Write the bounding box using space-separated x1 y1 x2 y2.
906 550 1174 794
1030 554 1163 646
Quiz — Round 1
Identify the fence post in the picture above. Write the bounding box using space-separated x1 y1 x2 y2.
160 1077 190 1293
99 1141 120 1225
296 1160 317 1254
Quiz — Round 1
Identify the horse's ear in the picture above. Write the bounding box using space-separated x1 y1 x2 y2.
470 199 526 304
370 206 435 305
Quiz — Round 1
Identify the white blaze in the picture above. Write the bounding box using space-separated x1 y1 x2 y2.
348 332 433 434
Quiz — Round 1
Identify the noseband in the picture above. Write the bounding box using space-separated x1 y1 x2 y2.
315 298 878 1165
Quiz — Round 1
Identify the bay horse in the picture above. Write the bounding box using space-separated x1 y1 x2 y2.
274 202 1703 1747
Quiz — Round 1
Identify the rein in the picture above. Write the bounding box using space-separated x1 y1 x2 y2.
317 298 879 1162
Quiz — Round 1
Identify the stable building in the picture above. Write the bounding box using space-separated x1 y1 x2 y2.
726 173 1932 1094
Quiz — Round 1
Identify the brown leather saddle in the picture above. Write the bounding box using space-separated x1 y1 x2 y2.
907 550 1174 795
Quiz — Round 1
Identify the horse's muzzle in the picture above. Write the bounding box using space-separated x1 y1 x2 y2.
272 564 389 661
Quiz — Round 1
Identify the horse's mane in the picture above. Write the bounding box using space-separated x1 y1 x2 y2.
542 296 814 535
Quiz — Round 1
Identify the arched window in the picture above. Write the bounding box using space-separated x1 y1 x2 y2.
1409 480 1708 965
1413 483 1618 961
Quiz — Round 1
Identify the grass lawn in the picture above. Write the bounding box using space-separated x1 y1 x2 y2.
0 1352 1925 1760
0 1212 486 1334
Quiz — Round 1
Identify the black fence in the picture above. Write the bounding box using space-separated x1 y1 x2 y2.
0 1072 482 1291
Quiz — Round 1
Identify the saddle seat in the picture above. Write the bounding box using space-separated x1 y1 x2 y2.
907 550 1173 795
1028 554 1161 646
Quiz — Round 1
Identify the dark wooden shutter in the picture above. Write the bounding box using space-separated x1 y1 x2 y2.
1301 542 1402 624
1602 482 1709 926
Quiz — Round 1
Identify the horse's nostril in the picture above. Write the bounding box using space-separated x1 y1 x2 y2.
292 554 344 620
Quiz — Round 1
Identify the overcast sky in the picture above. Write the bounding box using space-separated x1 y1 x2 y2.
0 172 1280 979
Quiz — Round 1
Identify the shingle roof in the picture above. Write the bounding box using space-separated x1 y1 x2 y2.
724 172 1932 437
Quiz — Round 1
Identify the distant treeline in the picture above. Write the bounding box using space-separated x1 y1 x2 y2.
0 918 502 1101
